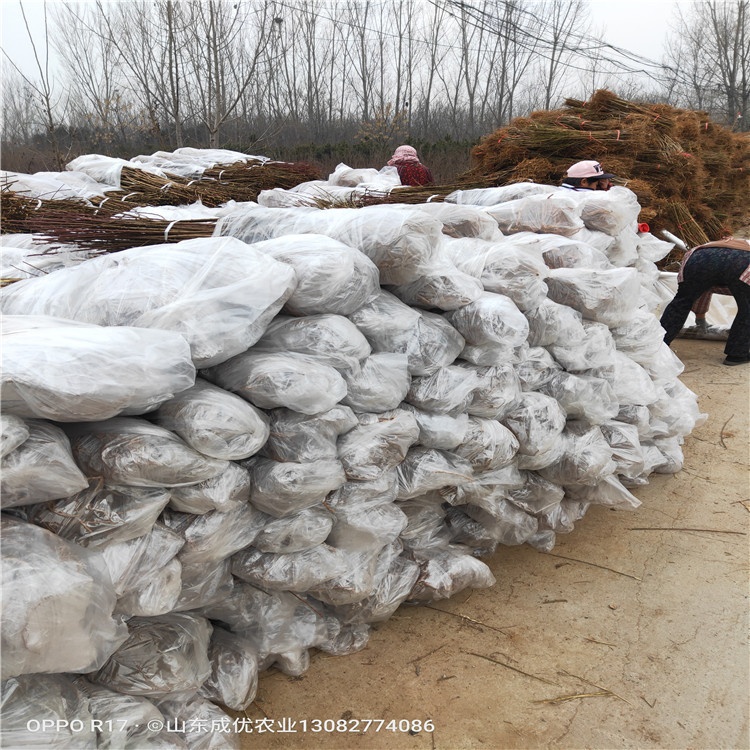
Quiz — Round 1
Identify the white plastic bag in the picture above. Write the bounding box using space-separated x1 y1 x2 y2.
341 353 411 413
485 193 584 237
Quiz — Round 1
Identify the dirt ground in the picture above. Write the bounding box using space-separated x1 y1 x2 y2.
238 338 749 750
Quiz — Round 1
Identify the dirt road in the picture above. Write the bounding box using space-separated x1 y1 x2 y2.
238 338 749 750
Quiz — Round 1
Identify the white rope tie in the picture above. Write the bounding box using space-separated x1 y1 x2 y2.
164 220 177 241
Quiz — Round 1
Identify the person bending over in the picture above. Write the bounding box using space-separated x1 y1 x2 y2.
387 145 434 187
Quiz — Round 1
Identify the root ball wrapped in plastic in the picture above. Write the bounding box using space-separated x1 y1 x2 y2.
0 237 297 368
416 202 501 240
261 406 357 463
463 496 539 546
215 203 445 284
396 447 474 500
387 261 485 311
524 298 587 348
445 183 556 205
172 558 234 613
1 419 88 508
27 479 171 548
400 404 469 450
484 193 584 237
1 316 196 422
545 267 641 326
115 558 183 617
462 362 522 420
337 410 420 481
158 694 239 750
245 457 346 516
326 493 408 551
514 347 562 391
408 545 496 602
91 613 212 698
406 365 483 415
547 321 616 372
573 186 641 236
349 291 465 376
536 234 614 270
253 314 371 371
198 627 259 711
169 462 252 514
341 353 411 413
501 391 566 456
446 292 529 351
1 519 128 679
151 379 269 461
452 417 520 472
538 426 616 486
0 414 29 458
206 351 346 415
252 506 335 553
66 417 228 488
539 371 619 424
599 421 646 483
250 234 380 315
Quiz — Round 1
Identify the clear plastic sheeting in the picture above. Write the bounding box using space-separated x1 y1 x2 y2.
525 298 587 348
0 414 29 458
67 418 228 488
0 237 297 368
447 292 529 352
388 262 485 311
27 480 170 548
151 379 269 461
1 519 127 679
1 316 196 422
408 545 496 601
396 447 474 499
206 351 347 415
252 506 335 553
406 365 482 415
198 627 259 711
215 203 446 285
485 193 584 237
341 353 412 413
416 202 501 240
91 613 212 698
1 419 88 508
157 695 241 749
349 291 465 376
501 392 567 456
400 404 470 450
539 371 619 424
572 186 641 236
250 234 380 315
168 462 252 515
445 183 556 205
637 232 674 263
1 675 98 749
453 417 520 472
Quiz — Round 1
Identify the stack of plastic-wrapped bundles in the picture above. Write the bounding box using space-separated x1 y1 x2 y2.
0 182 704 748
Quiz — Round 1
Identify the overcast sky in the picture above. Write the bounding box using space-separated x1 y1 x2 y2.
2 0 684 83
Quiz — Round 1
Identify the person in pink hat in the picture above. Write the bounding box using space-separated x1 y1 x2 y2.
387 145 434 186
560 160 615 191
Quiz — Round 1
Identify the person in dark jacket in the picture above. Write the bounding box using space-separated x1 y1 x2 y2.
660 238 750 365
387 145 434 186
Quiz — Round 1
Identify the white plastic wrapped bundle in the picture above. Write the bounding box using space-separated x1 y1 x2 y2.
1 419 88 507
525 298 587 348
215 203 445 284
516 439 565 471
443 236 493 279
538 498 590 533
546 267 641 326
349 291 465 375
485 193 584 237
642 342 685 383
538 426 616 486
647 380 705 439
151 379 269 461
637 232 674 262
400 404 470 450
253 506 334 553
650 436 685 474
66 153 167 186
250 234 380 315
1 675 98 749
253 314 371 371
262 406 357 463
331 544 420 624
73 679 178 749
0 414 29 458
327 163 401 188
115 558 183 617
337 410 420 481
169 463 252 514
501 392 566 456
452 417 519 472
67 418 228 488
573 186 640 236
447 293 529 358
1 519 127 679
416 202 501 239
0 238 297 368
507 472 565 516
245 457 346 516
27 480 170 548
397 494 451 550
232 544 348 592
570 226 617 254
342 353 411 413
101 523 184 598
535 234 613 270
609 351 659 405
258 184 353 207
172 558 234 613
610 309 667 365
163 502 266 566
441 465 525 507
308 549 387 606
464 363 523 420
445 183 556 205
206 351 346 415
463 497 539 546
1 316 196 422
599 421 646 483
1 168 100 200
198 627 259 711
564 475 641 510
388 262 485 311
1 236 90 281
406 365 482 415
408 545 496 601
605 228 639 267
444 506 499 555
477 240 550 311
548 320 616 372
74 679 178 749
515 347 562 391
396 447 474 499
91 613 212 698
539 371 619 424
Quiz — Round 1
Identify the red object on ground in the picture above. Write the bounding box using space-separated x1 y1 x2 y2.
638 223 650 233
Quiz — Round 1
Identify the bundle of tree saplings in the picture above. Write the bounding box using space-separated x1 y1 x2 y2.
0 187 704 748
